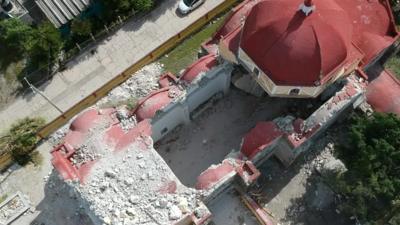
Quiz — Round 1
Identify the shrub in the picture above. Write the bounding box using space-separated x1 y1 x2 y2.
71 18 93 36
132 0 154 11
8 117 45 165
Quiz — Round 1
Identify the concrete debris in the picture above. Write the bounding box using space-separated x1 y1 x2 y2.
71 120 112 167
317 158 347 178
303 141 337 174
47 122 71 146
116 107 137 132
168 205 182 220
121 63 162 97
70 138 201 225
96 63 163 107
168 85 187 102
273 115 295 133
358 101 374 116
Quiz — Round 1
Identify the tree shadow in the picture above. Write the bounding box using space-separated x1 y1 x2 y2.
121 0 181 32
279 173 351 225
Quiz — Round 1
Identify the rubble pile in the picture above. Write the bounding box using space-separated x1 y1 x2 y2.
116 107 138 132
71 120 113 167
97 63 163 107
47 122 70 146
71 137 202 225
168 85 187 103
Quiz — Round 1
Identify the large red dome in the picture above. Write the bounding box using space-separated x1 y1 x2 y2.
240 0 353 86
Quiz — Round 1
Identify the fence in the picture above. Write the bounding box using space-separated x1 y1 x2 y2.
36 0 238 138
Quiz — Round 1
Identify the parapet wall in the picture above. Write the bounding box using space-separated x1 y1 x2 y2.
151 63 233 142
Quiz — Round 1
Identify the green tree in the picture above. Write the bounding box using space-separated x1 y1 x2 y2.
335 113 400 224
29 22 64 68
132 0 153 11
0 18 34 67
100 0 154 22
6 117 45 165
71 18 92 36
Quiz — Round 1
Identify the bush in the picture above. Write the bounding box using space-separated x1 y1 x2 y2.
0 18 34 68
132 0 154 11
8 117 45 165
71 18 93 36
334 113 400 224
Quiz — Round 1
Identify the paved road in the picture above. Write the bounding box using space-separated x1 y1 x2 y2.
0 0 223 134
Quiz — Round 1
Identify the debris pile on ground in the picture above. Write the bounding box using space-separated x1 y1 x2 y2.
70 137 202 225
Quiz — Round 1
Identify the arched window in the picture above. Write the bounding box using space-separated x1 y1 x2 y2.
253 67 260 77
289 88 300 95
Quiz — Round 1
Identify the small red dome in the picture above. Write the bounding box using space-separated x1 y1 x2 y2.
134 90 172 121
240 0 353 86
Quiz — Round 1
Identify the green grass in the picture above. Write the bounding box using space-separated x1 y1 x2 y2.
98 97 138 110
385 55 400 79
0 194 8 204
158 15 227 74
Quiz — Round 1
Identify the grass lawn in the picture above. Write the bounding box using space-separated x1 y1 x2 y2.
384 54 400 79
158 14 227 74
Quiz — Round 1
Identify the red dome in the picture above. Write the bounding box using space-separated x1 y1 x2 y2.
240 0 353 86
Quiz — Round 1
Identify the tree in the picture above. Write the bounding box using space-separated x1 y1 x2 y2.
0 18 34 67
335 113 400 224
100 0 154 22
71 18 92 36
28 22 64 68
6 117 45 165
132 0 154 12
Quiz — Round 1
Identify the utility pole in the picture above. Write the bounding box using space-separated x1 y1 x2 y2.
24 77 64 114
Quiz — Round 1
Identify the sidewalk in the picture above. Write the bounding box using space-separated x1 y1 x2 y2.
0 0 224 134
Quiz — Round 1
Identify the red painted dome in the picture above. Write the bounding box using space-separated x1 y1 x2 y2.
240 0 353 86
134 89 172 121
